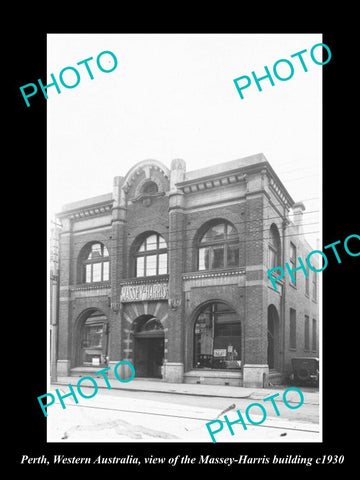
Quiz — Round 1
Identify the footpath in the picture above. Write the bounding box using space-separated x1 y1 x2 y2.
51 376 320 405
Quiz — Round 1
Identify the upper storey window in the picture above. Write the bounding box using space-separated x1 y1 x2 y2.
82 242 109 283
268 224 281 270
198 221 239 271
142 181 158 195
135 233 168 277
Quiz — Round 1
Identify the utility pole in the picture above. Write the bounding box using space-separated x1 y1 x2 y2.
50 218 61 383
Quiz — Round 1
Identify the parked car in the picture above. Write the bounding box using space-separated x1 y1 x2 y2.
289 357 319 386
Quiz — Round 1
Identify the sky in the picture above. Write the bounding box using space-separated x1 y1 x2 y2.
47 33 323 247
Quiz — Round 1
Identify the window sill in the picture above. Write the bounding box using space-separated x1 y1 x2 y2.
186 369 242 376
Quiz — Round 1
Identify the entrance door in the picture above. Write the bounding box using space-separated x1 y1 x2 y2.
134 337 164 378
133 316 164 378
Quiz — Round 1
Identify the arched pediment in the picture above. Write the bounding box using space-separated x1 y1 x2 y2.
122 159 170 195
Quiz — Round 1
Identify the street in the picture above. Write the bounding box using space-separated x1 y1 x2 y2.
47 384 320 443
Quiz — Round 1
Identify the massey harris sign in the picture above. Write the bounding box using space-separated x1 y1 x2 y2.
120 282 169 302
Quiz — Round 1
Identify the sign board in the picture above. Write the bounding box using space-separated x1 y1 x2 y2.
213 349 227 358
120 282 169 302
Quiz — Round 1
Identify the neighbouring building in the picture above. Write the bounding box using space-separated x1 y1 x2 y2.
54 153 319 388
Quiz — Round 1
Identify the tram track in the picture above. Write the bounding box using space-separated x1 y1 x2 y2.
64 401 319 434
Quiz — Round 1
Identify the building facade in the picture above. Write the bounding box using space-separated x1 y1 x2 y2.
54 153 319 388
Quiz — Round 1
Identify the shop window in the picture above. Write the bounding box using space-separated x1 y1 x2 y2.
194 302 241 370
198 221 239 271
80 311 108 366
135 233 167 277
81 242 109 283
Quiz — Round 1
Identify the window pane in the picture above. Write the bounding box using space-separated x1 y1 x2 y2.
85 264 92 283
103 245 109 257
136 256 144 277
227 243 239 267
199 247 210 270
88 243 102 259
143 181 158 194
269 247 277 269
138 241 145 252
146 234 157 251
290 242 296 260
92 262 102 282
85 324 103 348
146 254 157 276
289 244 296 283
226 223 237 240
305 269 309 295
158 235 167 249
158 253 167 274
212 246 224 269
194 303 241 370
312 272 317 300
194 312 213 367
103 261 109 281
201 223 226 243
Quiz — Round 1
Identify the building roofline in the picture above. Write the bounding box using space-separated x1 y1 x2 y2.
179 153 295 207
57 192 113 217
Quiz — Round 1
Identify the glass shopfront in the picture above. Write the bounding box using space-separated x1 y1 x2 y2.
194 302 241 370
80 312 108 366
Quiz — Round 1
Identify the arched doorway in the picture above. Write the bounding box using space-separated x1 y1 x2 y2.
267 305 280 370
76 310 109 367
133 315 164 378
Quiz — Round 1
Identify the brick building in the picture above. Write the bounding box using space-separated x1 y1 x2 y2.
54 153 319 388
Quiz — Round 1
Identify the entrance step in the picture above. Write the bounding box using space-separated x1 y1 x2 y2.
184 369 243 386
269 369 283 385
70 366 105 377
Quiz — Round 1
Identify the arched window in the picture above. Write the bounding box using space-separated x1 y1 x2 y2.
135 233 167 277
142 181 158 195
198 221 239 271
268 224 281 269
194 302 241 370
81 242 109 283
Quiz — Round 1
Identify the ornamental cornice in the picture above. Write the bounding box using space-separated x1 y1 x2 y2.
68 204 112 220
178 172 247 194
182 269 246 280
70 282 111 292
120 275 169 287
269 177 292 208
